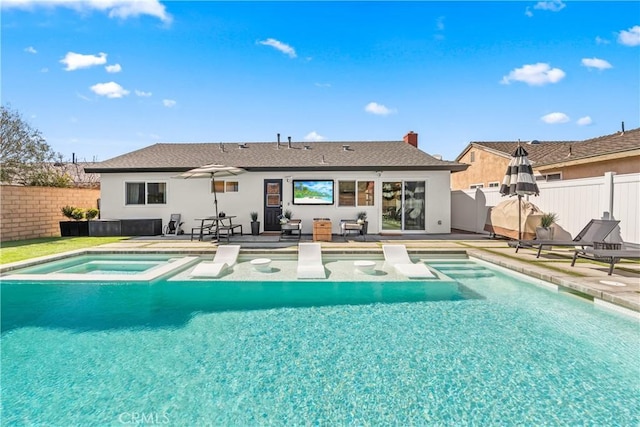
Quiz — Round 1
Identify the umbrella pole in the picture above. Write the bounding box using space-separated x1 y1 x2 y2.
212 176 219 218
518 195 522 241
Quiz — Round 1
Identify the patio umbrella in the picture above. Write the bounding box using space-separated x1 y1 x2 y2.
175 164 245 217
499 145 540 240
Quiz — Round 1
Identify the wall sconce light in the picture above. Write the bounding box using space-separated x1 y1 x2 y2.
285 176 292 183
376 171 382 177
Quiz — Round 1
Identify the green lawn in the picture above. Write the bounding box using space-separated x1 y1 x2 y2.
0 237 128 265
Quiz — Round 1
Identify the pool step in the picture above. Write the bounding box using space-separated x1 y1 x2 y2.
429 263 494 278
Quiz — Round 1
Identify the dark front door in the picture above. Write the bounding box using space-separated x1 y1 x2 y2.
264 179 283 232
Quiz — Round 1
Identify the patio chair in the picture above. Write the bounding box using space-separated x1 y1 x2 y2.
514 219 620 258
189 245 240 278
296 242 326 279
164 213 184 236
382 244 435 279
340 219 365 241
571 246 640 275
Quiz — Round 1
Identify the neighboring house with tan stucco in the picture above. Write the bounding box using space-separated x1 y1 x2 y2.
451 126 640 191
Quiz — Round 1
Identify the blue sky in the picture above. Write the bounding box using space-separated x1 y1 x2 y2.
2 1 639 163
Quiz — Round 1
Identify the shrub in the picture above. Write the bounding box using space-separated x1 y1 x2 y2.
70 208 85 221
85 208 99 220
61 205 75 219
540 212 558 228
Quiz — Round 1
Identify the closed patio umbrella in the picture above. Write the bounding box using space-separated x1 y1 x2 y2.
499 145 539 240
175 164 245 218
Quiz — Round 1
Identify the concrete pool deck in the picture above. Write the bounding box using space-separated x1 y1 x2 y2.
2 232 639 317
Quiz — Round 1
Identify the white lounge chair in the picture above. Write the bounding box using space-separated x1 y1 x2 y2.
297 242 326 279
190 245 240 278
382 244 435 279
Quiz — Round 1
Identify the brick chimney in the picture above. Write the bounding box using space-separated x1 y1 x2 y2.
403 131 418 148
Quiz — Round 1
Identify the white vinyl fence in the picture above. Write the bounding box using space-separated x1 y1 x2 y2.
451 172 640 245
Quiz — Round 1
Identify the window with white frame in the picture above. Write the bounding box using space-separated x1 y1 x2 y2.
211 180 239 193
338 180 375 206
535 173 562 182
488 182 500 188
470 183 484 189
126 182 167 205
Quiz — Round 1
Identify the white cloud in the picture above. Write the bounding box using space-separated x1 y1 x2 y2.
365 102 396 116
105 63 122 73
541 112 570 124
90 82 129 98
435 16 445 31
314 82 331 88
40 67 49 73
304 131 325 141
595 36 610 45
577 116 592 126
501 63 565 86
163 99 176 108
61 52 107 71
534 1 566 12
135 90 152 97
618 25 640 47
2 0 172 24
24 46 37 54
581 57 612 70
258 38 297 58
525 7 533 18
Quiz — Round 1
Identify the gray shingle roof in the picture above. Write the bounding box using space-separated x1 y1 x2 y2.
460 128 640 166
84 140 468 173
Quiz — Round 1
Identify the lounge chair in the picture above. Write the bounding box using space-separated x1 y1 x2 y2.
382 244 435 279
514 219 620 258
190 245 240 278
571 247 640 275
296 242 326 279
164 213 184 236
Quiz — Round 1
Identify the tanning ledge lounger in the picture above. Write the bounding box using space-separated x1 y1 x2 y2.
296 242 326 279
382 244 435 279
190 245 241 278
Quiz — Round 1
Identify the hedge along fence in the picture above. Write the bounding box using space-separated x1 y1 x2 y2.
0 185 100 242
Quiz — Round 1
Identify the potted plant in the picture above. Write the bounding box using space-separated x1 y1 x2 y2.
356 211 368 235
250 211 260 236
536 212 558 241
356 211 367 224
59 205 89 237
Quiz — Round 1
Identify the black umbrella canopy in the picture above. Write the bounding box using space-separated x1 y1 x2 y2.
500 146 540 197
499 145 540 240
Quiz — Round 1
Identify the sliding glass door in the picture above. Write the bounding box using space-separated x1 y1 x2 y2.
381 180 425 231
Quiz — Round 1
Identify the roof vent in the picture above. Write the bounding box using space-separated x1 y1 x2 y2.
304 145 311 150
238 143 247 149
342 144 350 151
527 140 540 144
433 154 442 160
276 133 280 149
287 136 292 149
219 142 225 152
320 155 327 164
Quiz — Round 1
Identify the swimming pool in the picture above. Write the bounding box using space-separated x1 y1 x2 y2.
1 256 638 425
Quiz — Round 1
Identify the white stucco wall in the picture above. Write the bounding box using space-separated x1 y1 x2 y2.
98 170 452 235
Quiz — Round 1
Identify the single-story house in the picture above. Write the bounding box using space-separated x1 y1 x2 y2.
84 132 468 236
451 126 640 191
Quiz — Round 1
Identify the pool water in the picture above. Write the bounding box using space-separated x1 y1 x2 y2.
1 259 638 425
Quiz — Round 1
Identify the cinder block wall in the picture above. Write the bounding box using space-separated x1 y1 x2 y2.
0 185 100 242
